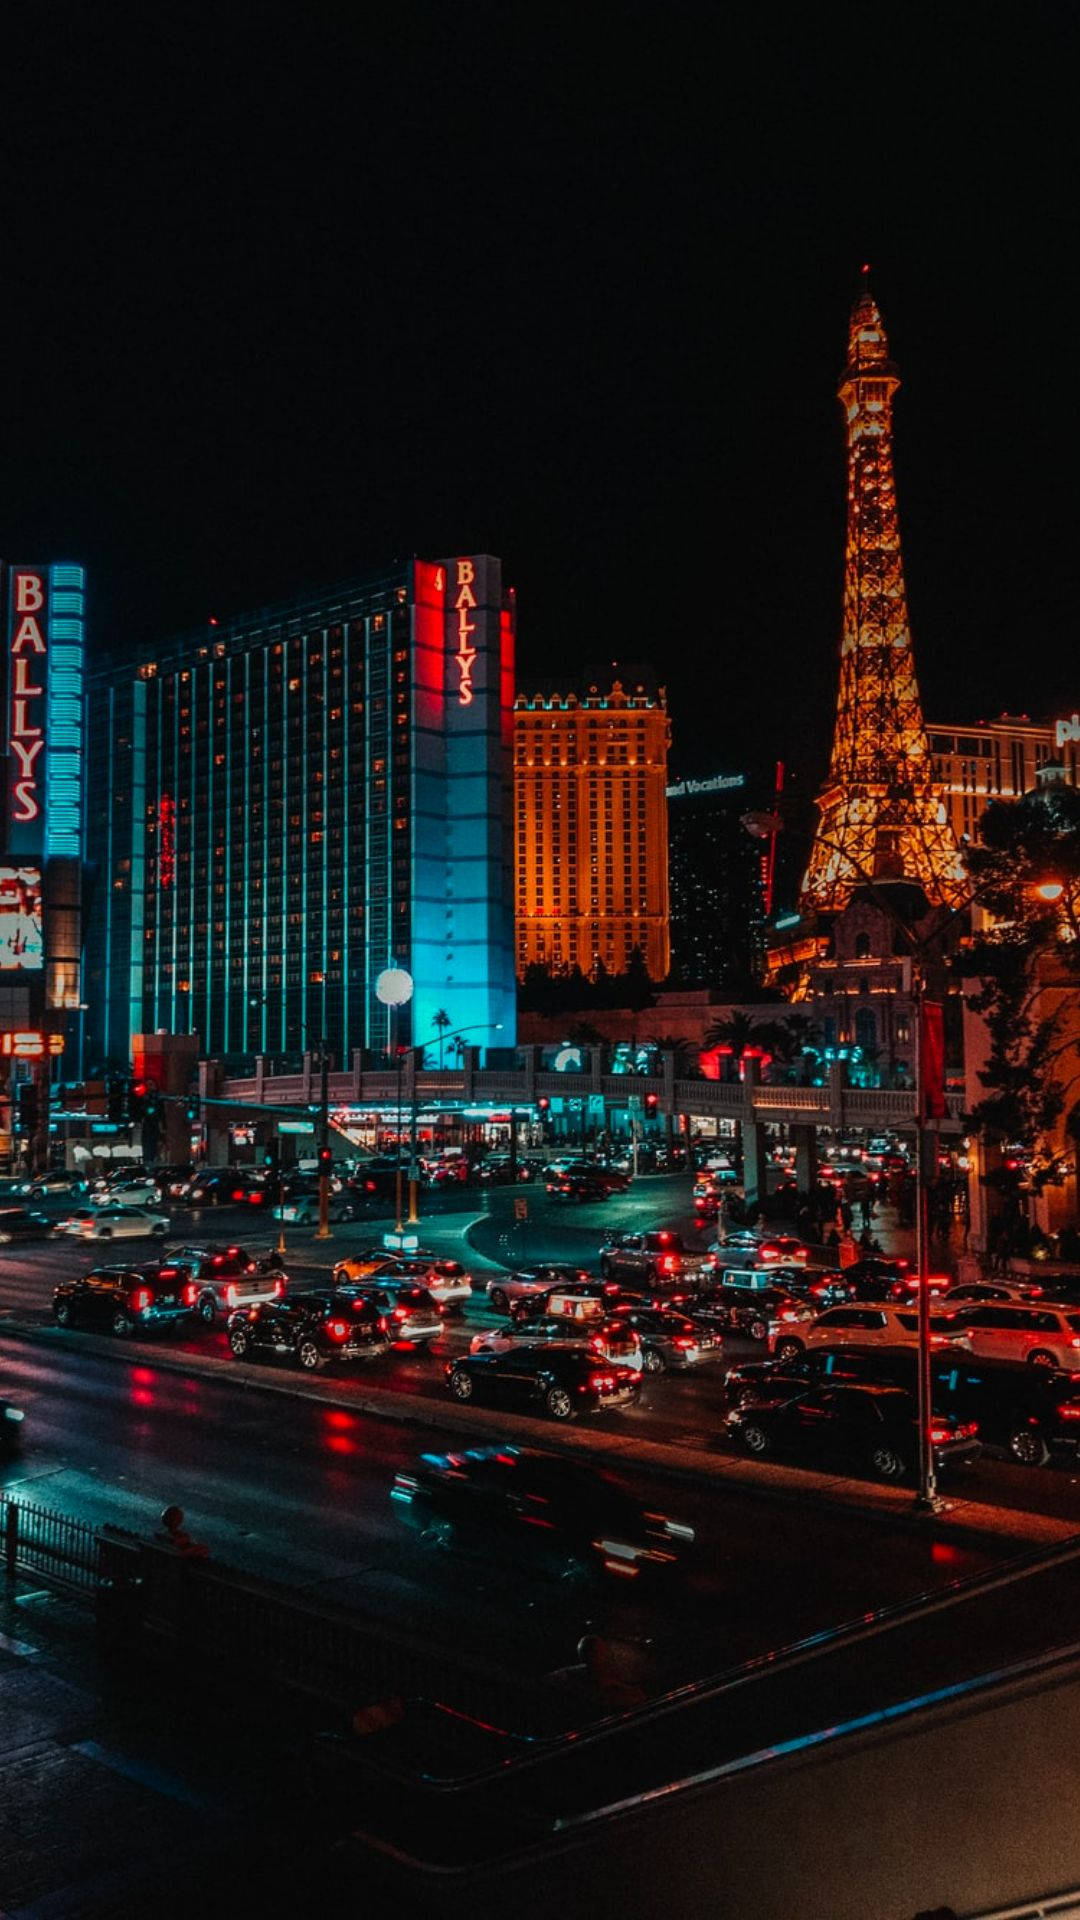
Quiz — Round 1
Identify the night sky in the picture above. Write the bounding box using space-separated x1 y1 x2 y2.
3 6 1077 897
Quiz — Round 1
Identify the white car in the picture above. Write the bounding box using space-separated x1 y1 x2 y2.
58 1205 170 1241
484 1268 593 1315
804 1304 967 1352
389 1256 473 1309
948 1302 1080 1369
97 1179 163 1208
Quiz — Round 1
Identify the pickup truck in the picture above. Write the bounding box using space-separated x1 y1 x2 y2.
599 1230 714 1289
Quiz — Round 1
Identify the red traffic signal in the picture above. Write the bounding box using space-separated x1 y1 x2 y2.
645 1092 659 1111
537 1096 550 1113
318 1146 333 1172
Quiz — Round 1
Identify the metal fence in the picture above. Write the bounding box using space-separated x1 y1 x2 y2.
2 1493 105 1594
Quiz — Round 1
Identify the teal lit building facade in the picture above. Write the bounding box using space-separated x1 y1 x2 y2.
84 557 517 1070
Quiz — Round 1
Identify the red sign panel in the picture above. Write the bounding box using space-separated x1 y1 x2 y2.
920 1000 946 1121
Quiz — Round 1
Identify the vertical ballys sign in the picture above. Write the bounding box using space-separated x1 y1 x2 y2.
5 566 48 854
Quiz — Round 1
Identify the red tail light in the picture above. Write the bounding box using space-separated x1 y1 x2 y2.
272 1279 284 1296
662 1255 677 1273
130 1289 151 1312
182 1282 198 1307
327 1320 349 1340
589 1372 615 1390
378 1317 390 1333
226 1284 237 1307
672 1336 696 1349
231 1190 244 1203
392 1305 408 1319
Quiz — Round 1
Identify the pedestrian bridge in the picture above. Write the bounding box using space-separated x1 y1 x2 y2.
213 1050 964 1137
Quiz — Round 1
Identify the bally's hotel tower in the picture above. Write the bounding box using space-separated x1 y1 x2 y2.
84 557 517 1069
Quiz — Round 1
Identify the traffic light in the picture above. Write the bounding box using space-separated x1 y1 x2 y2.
263 1139 280 1175
14 1082 38 1135
130 1080 148 1122
537 1096 550 1114
645 1092 659 1114
185 1097 200 1124
318 1146 333 1174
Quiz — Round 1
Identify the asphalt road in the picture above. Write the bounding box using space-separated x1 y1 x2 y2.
3 1181 1080 1524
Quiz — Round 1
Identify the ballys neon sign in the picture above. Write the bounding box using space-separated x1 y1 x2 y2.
9 571 47 825
453 558 477 706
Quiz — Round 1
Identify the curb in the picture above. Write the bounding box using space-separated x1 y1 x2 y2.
3 1316 1074 1553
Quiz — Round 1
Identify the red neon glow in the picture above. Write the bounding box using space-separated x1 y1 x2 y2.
158 794 176 889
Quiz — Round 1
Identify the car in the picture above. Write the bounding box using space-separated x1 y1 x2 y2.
547 1171 617 1202
724 1342 911 1398
509 1277 640 1327
484 1266 594 1315
943 1281 1047 1306
227 1291 390 1369
763 1265 855 1308
165 1244 287 1325
391 1446 692 1581
804 1304 967 1352
609 1303 723 1372
341 1280 444 1344
420 1155 470 1189
753 1236 812 1266
53 1264 199 1336
381 1254 473 1310
477 1155 534 1185
271 1192 358 1224
469 1312 644 1370
695 1278 817 1353
17 1173 86 1200
838 1258 913 1302
445 1344 642 1420
92 1177 163 1208
724 1381 981 1480
56 1204 170 1240
600 1230 714 1288
174 1170 237 1206
333 1248 401 1286
0 1206 54 1245
947 1302 1080 1370
345 1158 402 1201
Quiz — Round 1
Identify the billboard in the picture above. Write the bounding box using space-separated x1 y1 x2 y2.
0 865 43 969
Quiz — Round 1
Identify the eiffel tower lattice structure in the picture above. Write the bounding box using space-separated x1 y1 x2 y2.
801 278 968 912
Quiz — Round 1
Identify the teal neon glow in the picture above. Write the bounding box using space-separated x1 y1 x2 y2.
45 564 85 858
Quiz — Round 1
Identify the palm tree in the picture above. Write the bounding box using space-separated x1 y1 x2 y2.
703 1011 761 1055
432 1008 452 1070
650 1034 695 1075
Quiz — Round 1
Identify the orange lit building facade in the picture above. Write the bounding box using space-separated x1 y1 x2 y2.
514 682 670 981
928 711 1079 847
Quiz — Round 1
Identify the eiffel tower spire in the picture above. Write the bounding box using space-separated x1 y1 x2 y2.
801 282 967 911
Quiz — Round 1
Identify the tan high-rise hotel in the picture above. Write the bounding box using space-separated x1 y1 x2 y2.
514 681 670 981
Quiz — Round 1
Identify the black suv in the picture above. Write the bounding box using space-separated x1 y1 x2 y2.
227 1291 390 1371
725 1380 981 1479
446 1344 641 1420
53 1264 197 1337
723 1343 1080 1470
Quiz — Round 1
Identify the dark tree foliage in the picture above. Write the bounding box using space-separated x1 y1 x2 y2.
960 786 1080 1167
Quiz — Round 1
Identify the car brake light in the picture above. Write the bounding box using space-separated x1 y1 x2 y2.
328 1320 349 1340
130 1289 151 1312
780 1309 801 1322
392 1305 408 1319
672 1336 695 1349
378 1317 389 1333
1058 1404 1080 1419
231 1190 244 1202
226 1284 237 1307
182 1282 198 1307
272 1279 284 1296
589 1372 615 1390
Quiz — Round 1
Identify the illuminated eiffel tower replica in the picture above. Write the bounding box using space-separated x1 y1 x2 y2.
801 278 967 913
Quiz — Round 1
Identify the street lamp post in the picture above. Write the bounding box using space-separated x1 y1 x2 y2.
374 968 415 1240
400 1019 504 1232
